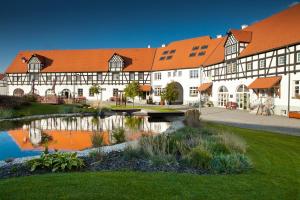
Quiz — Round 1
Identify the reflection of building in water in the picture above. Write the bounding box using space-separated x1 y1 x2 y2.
8 116 170 151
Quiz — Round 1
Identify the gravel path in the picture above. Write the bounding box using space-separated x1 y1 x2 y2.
200 107 300 136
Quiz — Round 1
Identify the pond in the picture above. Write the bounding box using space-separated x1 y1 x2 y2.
0 115 171 161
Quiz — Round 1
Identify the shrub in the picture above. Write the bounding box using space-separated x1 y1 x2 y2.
211 153 252 173
91 132 104 147
89 149 104 162
112 127 126 144
23 94 38 103
184 109 201 128
0 108 14 119
123 146 145 160
185 146 213 169
27 152 84 172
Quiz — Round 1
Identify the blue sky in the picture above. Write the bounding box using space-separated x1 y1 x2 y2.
0 0 297 72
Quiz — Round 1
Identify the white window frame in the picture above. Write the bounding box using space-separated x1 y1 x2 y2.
259 59 266 68
294 80 300 97
178 71 182 76
227 64 232 74
168 72 171 77
154 87 162 96
189 70 199 78
129 72 135 81
113 72 120 81
232 63 237 73
154 72 161 80
246 62 252 71
278 55 286 66
296 52 300 63
189 87 198 97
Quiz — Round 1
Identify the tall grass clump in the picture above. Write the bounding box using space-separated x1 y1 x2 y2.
91 132 104 147
123 125 252 174
112 127 126 144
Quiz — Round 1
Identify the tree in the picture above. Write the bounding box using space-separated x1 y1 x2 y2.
124 81 140 107
161 82 179 105
89 84 101 108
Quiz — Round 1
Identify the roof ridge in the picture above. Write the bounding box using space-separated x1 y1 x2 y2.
202 37 226 67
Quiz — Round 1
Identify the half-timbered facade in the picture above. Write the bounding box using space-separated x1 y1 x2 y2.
4 3 300 116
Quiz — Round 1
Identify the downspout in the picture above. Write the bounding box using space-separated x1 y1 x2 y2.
286 46 291 116
199 65 203 113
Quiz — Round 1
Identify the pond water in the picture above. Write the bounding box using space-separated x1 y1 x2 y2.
0 115 171 161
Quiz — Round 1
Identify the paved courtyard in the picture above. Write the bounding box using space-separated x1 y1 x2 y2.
199 107 300 136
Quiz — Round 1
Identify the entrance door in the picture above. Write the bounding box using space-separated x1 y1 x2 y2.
236 85 250 110
218 86 229 107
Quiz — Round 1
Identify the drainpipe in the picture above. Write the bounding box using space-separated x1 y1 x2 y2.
199 66 203 113
286 46 291 116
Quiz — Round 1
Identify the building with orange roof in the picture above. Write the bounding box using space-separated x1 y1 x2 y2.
4 4 300 116
0 73 7 95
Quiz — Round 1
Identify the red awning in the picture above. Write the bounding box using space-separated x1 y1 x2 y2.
248 76 281 89
198 82 212 92
139 85 152 92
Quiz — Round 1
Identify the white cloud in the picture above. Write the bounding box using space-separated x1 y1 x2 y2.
289 1 299 7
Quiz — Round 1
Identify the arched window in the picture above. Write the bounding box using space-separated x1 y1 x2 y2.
237 85 249 93
236 85 250 110
45 89 55 96
61 89 71 99
219 86 228 93
13 88 24 97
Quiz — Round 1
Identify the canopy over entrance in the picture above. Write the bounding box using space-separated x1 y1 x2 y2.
248 76 281 89
139 85 152 92
198 83 213 92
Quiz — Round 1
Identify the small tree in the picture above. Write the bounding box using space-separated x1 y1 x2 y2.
90 84 101 108
161 82 179 105
124 81 140 107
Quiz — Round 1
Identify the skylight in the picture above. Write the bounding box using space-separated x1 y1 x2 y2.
170 49 176 54
189 52 196 57
160 56 166 61
198 51 206 56
162 51 169 55
201 45 208 50
166 56 173 60
192 46 199 51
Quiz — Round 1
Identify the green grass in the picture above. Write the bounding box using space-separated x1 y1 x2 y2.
0 123 299 199
110 105 178 112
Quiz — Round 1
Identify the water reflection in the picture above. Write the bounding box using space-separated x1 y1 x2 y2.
0 115 170 159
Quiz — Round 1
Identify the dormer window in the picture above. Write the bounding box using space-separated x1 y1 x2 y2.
27 55 42 72
109 54 124 71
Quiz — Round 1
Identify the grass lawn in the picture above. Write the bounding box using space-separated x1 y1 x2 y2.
0 123 299 199
110 105 178 112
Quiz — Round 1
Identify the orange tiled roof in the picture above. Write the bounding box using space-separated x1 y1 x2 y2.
198 82 212 92
248 76 282 89
139 84 151 92
202 37 227 67
229 29 252 43
152 36 224 71
6 48 157 73
240 4 300 57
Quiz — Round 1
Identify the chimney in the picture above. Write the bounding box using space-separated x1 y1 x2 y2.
147 45 151 48
161 44 166 47
21 57 27 63
216 35 222 38
241 24 248 29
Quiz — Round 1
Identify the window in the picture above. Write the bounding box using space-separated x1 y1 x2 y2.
192 46 199 51
129 72 135 80
227 64 232 74
97 73 102 81
198 51 206 56
246 62 252 71
170 49 176 54
190 70 198 78
46 74 52 82
66 75 72 82
189 87 198 97
173 71 177 77
259 59 266 68
87 75 93 82
226 46 232 55
113 73 120 81
231 45 237 53
278 55 286 66
189 52 196 57
215 68 219 76
89 88 94 97
29 74 39 81
154 87 162 96
178 71 182 76
78 89 83 97
166 56 173 60
162 50 169 55
138 72 144 80
13 76 18 82
294 80 299 97
160 57 165 61
168 72 171 77
297 52 300 63
232 63 237 73
201 45 208 50
207 70 212 77
154 72 161 80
